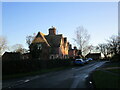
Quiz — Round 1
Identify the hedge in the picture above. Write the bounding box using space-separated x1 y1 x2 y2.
2 58 74 75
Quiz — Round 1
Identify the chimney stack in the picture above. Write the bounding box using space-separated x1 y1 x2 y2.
49 26 56 35
64 37 67 43
69 44 72 50
74 46 77 50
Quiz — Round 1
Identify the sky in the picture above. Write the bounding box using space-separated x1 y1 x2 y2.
2 2 118 49
118 2 120 37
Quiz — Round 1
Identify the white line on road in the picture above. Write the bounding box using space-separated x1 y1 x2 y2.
84 75 88 78
70 78 80 88
24 80 30 83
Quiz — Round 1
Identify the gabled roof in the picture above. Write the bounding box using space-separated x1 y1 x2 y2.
32 32 50 46
31 31 64 48
45 34 63 47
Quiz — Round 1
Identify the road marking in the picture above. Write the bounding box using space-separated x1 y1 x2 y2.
17 80 24 82
84 75 88 78
71 73 86 88
70 78 80 88
72 68 75 69
24 80 30 83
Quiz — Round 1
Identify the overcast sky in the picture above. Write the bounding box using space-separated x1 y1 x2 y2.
2 2 118 49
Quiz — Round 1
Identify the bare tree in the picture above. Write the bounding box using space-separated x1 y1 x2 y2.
73 26 90 55
0 36 7 56
98 35 119 58
88 45 99 53
9 44 28 54
11 44 25 54
107 35 119 55
88 45 94 53
98 43 108 58
118 36 120 54
26 35 34 47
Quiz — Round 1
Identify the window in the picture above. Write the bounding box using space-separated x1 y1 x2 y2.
37 44 42 50
50 55 54 59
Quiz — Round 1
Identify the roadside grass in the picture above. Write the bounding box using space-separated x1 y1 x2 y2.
104 64 120 68
92 61 120 88
103 62 120 74
92 70 120 88
107 69 120 74
3 66 73 80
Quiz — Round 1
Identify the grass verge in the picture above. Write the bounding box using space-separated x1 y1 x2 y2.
92 70 120 88
92 61 120 88
107 69 120 74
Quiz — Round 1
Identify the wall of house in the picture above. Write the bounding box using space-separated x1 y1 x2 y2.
59 37 69 56
30 43 50 60
68 50 74 58
64 42 69 55
49 54 59 59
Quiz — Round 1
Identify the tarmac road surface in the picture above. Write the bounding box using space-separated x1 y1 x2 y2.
2 61 107 89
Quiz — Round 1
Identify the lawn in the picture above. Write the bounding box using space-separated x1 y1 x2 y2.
92 70 120 88
92 61 120 88
107 69 120 74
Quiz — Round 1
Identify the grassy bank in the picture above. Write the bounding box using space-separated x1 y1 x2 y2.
107 69 120 74
92 61 120 88
3 66 73 80
92 70 120 88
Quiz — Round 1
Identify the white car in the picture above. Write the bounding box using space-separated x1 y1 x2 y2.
74 59 85 65
87 58 93 61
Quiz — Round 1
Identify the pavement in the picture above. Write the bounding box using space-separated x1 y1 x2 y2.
2 60 107 89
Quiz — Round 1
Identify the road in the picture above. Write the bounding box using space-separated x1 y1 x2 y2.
2 61 107 89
